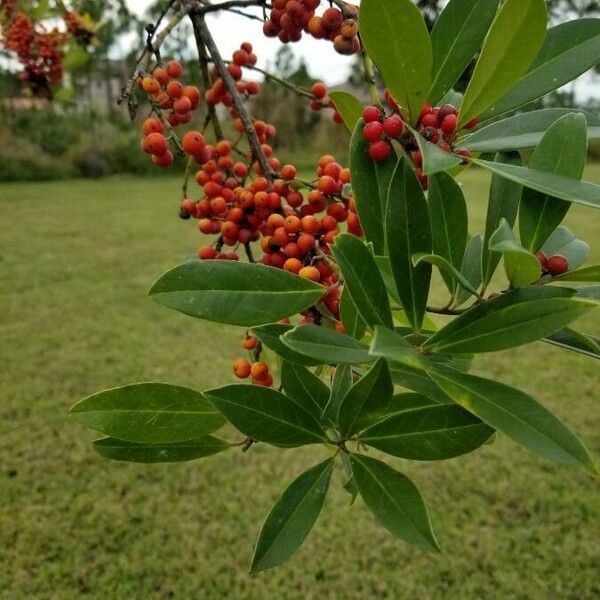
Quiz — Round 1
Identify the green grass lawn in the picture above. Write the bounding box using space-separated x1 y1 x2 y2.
1 168 599 599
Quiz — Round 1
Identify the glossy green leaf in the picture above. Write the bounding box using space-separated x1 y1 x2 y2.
386 159 432 332
457 108 600 153
350 454 440 553
483 19 600 119
390 362 451 404
361 403 494 461
429 0 500 105
251 458 333 573
281 361 329 422
341 453 359 505
412 129 462 175
457 0 547 128
489 219 541 287
540 226 589 270
92 435 230 463
359 0 431 124
369 326 429 371
332 233 393 329
281 324 374 365
422 286 597 355
340 287 367 340
427 172 468 295
474 158 600 210
70 383 225 444
481 152 523 287
252 323 321 366
349 121 388 254
149 261 323 327
553 265 600 283
429 366 597 472
323 363 353 421
454 234 484 307
412 254 479 297
329 91 364 132
543 327 600 359
519 113 588 253
374 255 400 303
338 358 393 436
203 384 328 447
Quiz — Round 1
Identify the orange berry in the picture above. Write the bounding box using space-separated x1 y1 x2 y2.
166 60 183 78
142 76 160 94
299 266 320 281
152 150 173 166
142 117 164 135
233 358 252 378
250 361 269 379
198 245 217 260
243 335 258 350
166 80 183 98
182 131 206 155
143 132 168 155
283 215 301 234
283 258 303 273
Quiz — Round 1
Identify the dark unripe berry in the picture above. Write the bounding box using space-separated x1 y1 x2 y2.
547 254 569 275
368 140 391 162
363 121 383 142
362 105 380 123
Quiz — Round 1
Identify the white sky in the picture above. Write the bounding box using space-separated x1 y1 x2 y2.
121 0 598 99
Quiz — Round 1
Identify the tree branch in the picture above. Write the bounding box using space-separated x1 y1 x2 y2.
190 14 276 181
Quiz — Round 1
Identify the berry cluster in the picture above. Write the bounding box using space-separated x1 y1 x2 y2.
361 104 405 162
536 252 569 276
63 10 97 47
308 81 345 125
233 335 274 387
206 42 261 104
2 10 66 97
263 1 359 56
139 60 201 128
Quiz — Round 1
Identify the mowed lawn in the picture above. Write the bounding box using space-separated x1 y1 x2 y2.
1 168 599 599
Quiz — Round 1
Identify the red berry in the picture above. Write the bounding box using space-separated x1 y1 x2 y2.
441 114 457 136
280 164 297 180
368 140 391 162
421 113 438 129
457 148 473 163
363 121 383 142
535 251 549 270
166 60 183 78
143 132 168 155
362 105 380 123
198 245 217 260
233 358 252 379
547 254 569 276
142 117 164 135
382 116 404 138
464 116 479 130
311 81 327 99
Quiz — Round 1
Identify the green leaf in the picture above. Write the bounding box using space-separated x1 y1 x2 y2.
332 233 393 329
149 261 323 327
340 287 367 340
540 226 589 270
390 362 451 404
386 159 432 332
474 158 600 210
349 454 440 552
374 255 401 303
70 383 225 444
427 172 468 295
349 121 387 254
369 326 429 372
281 325 374 365
341 453 359 505
251 458 333 573
457 0 547 128
361 404 494 461
412 254 479 297
422 286 597 355
412 129 462 175
429 366 596 473
455 234 484 307
519 113 588 252
323 363 353 421
489 219 541 287
457 108 600 153
483 19 600 119
31 0 50 20
543 327 600 359
281 361 329 422
92 436 230 464
481 152 523 287
329 91 364 132
553 265 600 283
429 0 500 105
252 323 321 366
359 0 432 124
203 384 328 447
338 358 393 436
